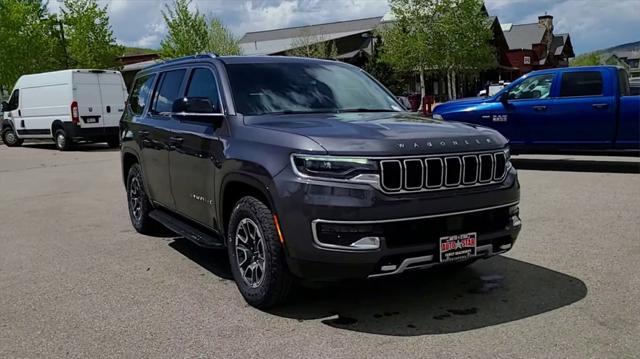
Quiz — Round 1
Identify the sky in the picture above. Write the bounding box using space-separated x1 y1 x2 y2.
48 0 640 55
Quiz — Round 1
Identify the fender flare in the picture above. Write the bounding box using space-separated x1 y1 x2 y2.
217 171 278 234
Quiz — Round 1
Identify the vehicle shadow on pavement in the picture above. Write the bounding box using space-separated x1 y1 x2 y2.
268 256 587 336
512 158 639 174
21 143 119 152
168 238 233 280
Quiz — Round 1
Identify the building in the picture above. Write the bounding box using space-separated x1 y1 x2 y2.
502 14 574 76
239 16 382 67
236 9 574 99
612 51 640 77
118 53 161 89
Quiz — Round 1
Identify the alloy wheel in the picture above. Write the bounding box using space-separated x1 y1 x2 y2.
235 218 266 288
129 177 143 222
56 133 66 149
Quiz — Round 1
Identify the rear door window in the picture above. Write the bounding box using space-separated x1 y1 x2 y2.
129 74 155 115
559 71 603 97
151 70 186 115
617 69 630 96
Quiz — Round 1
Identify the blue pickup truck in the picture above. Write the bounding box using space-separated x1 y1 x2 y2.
432 66 640 152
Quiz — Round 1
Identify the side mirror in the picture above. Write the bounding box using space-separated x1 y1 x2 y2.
171 97 220 114
1 101 8 112
500 93 509 105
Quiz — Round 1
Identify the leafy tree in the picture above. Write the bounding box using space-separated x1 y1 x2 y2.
287 31 338 59
570 53 602 67
207 17 242 56
380 0 495 100
0 0 63 90
160 0 208 58
61 0 123 69
363 39 411 95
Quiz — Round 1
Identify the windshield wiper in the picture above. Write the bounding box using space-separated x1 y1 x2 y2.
338 108 398 113
267 110 339 115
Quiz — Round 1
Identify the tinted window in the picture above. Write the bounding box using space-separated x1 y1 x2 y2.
226 62 402 116
508 74 554 100
7 89 19 111
618 69 630 96
152 70 186 114
129 74 155 115
186 68 221 111
560 71 603 97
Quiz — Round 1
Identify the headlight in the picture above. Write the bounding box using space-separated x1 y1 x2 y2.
291 154 377 179
432 113 444 120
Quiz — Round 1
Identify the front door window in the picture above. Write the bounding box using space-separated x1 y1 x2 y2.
507 74 554 100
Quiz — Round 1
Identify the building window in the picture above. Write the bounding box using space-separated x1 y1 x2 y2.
523 56 531 65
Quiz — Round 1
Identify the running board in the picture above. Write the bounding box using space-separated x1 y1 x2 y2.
149 209 224 249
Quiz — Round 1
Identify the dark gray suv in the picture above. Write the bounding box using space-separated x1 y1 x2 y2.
120 54 521 309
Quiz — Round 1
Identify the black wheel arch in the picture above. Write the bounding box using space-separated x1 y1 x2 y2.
2 118 15 132
121 149 141 186
51 120 64 136
219 172 278 238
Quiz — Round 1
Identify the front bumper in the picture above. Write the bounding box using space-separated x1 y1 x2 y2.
272 166 521 281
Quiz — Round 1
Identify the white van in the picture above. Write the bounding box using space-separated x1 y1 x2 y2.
1 69 127 150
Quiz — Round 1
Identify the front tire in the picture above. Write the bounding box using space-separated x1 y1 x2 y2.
126 163 161 235
54 129 72 151
2 128 23 147
227 196 292 309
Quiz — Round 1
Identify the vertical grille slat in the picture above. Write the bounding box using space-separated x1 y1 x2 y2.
378 150 509 194
462 155 479 184
479 154 494 183
404 159 424 189
444 157 462 186
380 160 402 191
425 158 443 188
494 152 507 180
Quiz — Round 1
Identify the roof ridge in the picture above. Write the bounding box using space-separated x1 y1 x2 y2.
242 15 383 36
511 22 542 27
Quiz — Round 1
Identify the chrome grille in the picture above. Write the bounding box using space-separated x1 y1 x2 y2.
380 151 509 193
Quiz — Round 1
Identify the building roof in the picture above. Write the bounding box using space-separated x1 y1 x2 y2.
615 51 640 60
239 16 382 56
121 59 161 73
240 16 382 43
503 22 545 50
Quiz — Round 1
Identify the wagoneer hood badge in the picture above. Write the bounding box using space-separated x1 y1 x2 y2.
247 112 506 155
397 137 492 150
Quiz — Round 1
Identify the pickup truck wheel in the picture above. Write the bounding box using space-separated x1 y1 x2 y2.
228 196 292 309
126 163 160 235
54 129 73 151
2 128 23 147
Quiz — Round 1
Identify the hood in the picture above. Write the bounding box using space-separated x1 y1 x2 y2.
245 112 507 156
434 97 489 112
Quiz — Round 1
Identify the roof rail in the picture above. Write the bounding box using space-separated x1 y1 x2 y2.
145 53 218 70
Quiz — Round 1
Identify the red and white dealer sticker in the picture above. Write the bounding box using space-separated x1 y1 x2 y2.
439 232 477 262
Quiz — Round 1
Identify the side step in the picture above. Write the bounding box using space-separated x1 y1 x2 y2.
150 209 224 249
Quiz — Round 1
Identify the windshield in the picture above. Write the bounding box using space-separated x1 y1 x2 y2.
226 62 404 116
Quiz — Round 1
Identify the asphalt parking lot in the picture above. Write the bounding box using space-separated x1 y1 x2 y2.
1 143 639 359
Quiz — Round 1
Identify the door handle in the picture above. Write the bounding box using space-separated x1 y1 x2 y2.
592 103 609 109
169 136 183 144
106 106 111 113
532 105 547 111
